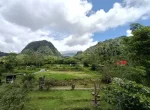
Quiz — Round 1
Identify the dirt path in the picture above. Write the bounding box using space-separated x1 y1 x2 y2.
50 87 97 91
33 69 46 74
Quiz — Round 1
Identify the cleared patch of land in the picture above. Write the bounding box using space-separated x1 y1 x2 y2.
35 70 99 80
26 90 93 110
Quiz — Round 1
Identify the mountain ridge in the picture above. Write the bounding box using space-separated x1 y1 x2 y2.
0 51 8 57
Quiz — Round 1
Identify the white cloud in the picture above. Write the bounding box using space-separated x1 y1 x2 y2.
126 30 133 36
0 0 150 54
142 16 149 20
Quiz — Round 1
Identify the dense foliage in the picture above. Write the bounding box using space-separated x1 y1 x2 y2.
0 84 28 110
21 40 61 57
123 25 150 76
75 36 125 67
104 78 150 110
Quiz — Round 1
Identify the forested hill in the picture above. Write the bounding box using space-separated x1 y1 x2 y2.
21 40 61 57
85 36 124 55
75 36 126 64
0 51 8 57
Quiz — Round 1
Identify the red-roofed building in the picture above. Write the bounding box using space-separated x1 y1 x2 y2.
116 60 127 66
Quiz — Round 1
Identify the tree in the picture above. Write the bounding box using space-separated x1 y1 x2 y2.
124 24 150 75
34 52 44 67
130 23 143 32
63 57 78 65
22 51 44 67
104 78 150 110
44 56 58 64
3 53 17 72
16 54 25 66
0 84 28 110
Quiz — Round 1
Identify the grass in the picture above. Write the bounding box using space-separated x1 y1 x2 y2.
1 66 106 110
25 90 112 110
35 70 99 81
25 90 94 110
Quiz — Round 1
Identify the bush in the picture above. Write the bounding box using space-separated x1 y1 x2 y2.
104 78 150 110
124 66 146 83
83 61 89 67
0 84 28 110
0 64 6 73
91 64 97 71
22 73 35 89
101 74 111 84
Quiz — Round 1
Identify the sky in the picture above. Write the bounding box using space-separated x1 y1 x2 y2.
0 0 150 55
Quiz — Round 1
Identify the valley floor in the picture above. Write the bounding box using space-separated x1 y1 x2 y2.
0 68 111 110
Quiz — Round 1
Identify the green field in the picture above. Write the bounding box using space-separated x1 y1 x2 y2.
25 89 112 110
25 90 93 110
0 69 106 110
35 70 99 80
33 70 101 88
23 69 111 110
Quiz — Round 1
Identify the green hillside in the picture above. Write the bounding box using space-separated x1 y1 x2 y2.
75 36 126 65
21 40 61 57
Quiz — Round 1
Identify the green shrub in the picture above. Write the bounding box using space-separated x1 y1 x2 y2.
91 64 97 71
0 84 28 110
83 61 89 67
22 73 35 90
104 78 150 110
0 64 6 73
124 66 146 83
